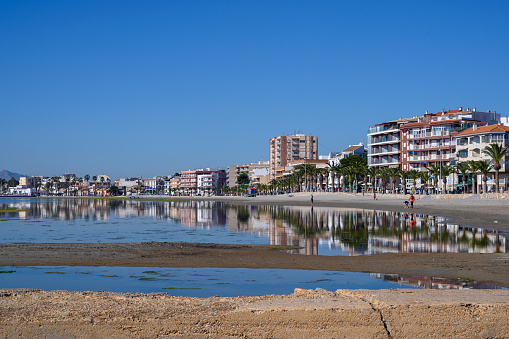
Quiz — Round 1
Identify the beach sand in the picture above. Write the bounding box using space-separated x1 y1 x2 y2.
1 194 509 338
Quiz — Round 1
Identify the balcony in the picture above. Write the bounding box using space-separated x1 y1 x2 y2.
368 125 398 134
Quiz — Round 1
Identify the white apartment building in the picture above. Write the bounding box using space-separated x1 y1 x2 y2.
197 172 219 188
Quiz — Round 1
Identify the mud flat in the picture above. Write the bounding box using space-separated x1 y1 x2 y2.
1 288 508 338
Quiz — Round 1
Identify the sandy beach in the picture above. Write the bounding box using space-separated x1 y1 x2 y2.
1 194 509 338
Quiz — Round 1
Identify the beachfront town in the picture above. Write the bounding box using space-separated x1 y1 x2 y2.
4 106 509 197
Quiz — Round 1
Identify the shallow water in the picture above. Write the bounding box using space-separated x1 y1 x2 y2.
0 198 506 255
1 266 504 297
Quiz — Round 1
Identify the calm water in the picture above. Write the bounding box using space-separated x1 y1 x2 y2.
0 266 421 297
0 198 506 295
0 198 506 255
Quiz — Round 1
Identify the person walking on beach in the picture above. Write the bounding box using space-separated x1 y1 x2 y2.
409 194 415 209
311 195 314 205
373 193 377 200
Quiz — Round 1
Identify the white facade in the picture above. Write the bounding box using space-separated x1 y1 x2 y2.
197 173 219 188
119 178 141 188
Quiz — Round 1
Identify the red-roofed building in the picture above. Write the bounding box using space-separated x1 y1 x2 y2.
452 123 509 192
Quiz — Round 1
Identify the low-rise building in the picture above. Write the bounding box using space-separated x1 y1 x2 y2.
180 169 227 189
228 161 270 187
329 143 366 166
452 123 509 192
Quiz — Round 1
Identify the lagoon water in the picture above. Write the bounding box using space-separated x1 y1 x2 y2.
0 198 506 255
0 198 506 295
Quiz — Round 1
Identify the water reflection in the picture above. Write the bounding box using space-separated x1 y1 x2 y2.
0 198 507 255
370 273 507 290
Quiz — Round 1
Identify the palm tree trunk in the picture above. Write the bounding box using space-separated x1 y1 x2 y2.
495 170 500 193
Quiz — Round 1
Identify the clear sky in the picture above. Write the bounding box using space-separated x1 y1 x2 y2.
2 1 509 179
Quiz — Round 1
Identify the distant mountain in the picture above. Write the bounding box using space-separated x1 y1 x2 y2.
0 170 23 181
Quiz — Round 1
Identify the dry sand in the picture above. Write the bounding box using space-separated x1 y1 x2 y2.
1 194 509 338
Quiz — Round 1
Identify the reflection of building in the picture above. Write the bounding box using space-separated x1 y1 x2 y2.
370 273 504 290
3 200 507 256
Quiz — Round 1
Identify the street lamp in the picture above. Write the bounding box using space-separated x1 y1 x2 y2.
304 158 307 192
439 139 442 193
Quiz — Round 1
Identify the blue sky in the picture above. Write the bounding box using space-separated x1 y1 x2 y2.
2 1 509 179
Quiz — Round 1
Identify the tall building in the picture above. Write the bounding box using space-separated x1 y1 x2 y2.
269 133 318 179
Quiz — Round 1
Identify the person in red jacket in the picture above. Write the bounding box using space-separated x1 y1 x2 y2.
409 194 415 209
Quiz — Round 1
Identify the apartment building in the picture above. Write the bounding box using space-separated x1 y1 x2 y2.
367 117 418 169
19 176 43 188
452 124 509 189
269 133 318 179
368 107 501 171
180 169 227 188
400 108 497 171
228 161 270 187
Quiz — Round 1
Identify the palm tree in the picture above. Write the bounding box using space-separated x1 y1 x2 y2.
455 162 469 194
427 164 441 194
386 168 399 194
483 143 509 193
408 170 420 194
477 160 493 194
378 168 388 194
84 174 90 182
467 160 480 194
366 167 378 193
440 165 454 194
419 171 430 194
399 170 409 194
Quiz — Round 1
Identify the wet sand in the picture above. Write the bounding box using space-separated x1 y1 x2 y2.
1 194 509 338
